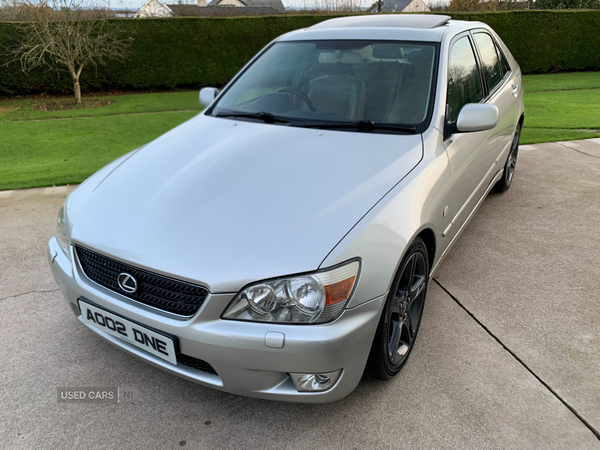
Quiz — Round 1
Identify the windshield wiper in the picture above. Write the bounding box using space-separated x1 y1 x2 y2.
291 120 417 134
214 113 417 133
215 111 289 124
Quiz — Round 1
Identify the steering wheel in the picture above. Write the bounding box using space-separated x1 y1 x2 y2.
276 87 316 112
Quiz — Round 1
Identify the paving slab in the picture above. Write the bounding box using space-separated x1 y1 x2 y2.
0 186 77 300
556 138 600 158
435 140 600 431
1 284 597 449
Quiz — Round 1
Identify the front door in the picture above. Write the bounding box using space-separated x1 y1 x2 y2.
442 33 497 242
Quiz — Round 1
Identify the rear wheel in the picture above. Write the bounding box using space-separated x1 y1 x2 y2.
366 238 429 380
493 122 521 193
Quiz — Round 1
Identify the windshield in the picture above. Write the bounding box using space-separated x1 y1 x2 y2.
209 40 438 133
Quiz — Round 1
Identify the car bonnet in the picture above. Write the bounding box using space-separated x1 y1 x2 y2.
68 114 422 293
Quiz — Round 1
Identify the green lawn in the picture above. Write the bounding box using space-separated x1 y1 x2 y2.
522 88 600 129
520 72 600 144
522 72 600 93
1 72 599 190
0 112 197 190
0 91 202 190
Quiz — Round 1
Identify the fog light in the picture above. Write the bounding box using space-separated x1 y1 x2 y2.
290 369 342 392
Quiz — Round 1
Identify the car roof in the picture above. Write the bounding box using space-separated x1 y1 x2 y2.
277 15 483 43
309 14 452 30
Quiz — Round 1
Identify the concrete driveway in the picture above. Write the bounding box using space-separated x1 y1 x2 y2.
1 139 599 449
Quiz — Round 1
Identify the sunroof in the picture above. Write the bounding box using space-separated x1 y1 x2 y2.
310 15 452 30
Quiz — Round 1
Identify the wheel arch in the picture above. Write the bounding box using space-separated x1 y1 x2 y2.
365 226 432 380
384 226 437 297
416 228 436 273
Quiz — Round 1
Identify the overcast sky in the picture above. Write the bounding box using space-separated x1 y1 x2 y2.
111 0 379 11
110 0 442 14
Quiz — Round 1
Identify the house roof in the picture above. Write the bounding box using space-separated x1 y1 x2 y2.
135 0 173 17
207 0 285 12
381 0 428 12
167 4 279 15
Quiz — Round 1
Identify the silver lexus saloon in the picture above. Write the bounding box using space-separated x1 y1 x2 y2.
48 15 524 403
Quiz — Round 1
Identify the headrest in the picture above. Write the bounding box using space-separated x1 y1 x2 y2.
411 48 434 79
372 45 404 60
320 63 353 77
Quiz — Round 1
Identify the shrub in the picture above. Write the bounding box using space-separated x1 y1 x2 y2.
449 11 600 74
1 11 599 96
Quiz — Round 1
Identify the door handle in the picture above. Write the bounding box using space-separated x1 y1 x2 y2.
511 85 519 97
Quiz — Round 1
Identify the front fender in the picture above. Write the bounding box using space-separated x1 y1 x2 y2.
320 130 451 309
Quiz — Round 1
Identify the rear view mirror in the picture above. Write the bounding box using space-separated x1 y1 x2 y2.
456 103 499 133
318 51 362 64
199 87 219 108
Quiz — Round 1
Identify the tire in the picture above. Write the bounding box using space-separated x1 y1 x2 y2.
366 238 429 381
493 122 522 193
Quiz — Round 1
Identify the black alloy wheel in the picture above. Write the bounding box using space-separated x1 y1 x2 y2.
493 122 522 193
367 238 429 380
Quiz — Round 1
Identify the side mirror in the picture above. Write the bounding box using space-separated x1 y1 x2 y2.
456 103 498 132
445 103 498 139
199 87 219 108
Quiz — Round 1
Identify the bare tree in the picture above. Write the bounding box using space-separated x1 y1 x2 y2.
448 0 499 11
299 0 365 13
3 0 132 103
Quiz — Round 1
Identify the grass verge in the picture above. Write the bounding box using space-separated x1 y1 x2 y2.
0 91 201 122
520 128 600 145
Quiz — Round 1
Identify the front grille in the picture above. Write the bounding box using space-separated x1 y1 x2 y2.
76 246 209 316
177 354 218 376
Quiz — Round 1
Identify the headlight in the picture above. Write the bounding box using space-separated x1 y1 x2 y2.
56 205 71 259
222 260 360 324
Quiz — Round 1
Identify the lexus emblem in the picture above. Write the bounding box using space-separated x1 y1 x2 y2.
117 273 137 293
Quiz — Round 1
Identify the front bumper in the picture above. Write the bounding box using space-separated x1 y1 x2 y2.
48 237 385 403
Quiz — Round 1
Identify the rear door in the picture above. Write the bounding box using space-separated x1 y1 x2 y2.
471 30 520 162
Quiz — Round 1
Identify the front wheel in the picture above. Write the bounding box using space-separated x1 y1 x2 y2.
366 238 429 380
493 122 522 193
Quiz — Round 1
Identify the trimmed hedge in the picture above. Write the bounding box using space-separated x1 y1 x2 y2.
452 10 600 74
1 11 599 96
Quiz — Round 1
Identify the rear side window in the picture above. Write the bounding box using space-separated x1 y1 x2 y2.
447 36 483 123
473 33 503 93
498 45 511 76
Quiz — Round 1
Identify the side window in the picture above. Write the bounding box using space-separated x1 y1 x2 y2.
473 33 503 92
447 36 484 123
497 44 511 76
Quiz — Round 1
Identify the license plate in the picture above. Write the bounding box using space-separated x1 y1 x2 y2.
78 300 177 365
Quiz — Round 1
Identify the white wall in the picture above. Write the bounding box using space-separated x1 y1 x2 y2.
135 0 174 17
403 0 430 12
